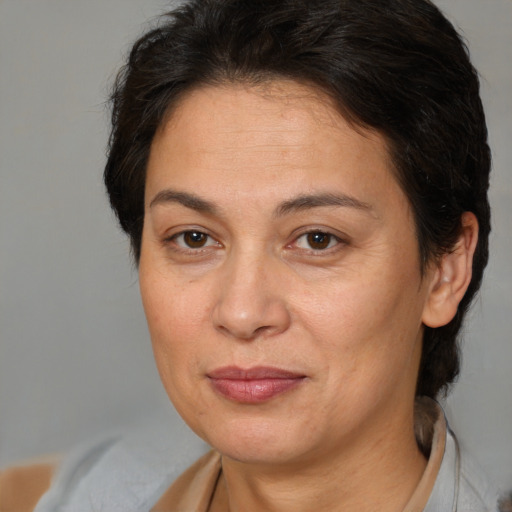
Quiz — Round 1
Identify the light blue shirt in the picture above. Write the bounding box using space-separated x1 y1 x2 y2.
34 403 499 512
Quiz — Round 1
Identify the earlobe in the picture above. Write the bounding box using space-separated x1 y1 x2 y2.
422 212 479 328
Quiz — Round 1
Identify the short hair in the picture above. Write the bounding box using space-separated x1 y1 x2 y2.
104 0 491 399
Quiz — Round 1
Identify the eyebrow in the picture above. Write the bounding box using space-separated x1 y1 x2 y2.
274 193 373 217
149 189 373 217
149 190 218 214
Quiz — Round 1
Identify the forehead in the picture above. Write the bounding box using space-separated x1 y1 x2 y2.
163 80 348 136
146 81 399 209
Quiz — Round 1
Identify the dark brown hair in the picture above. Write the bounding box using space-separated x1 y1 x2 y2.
104 0 491 398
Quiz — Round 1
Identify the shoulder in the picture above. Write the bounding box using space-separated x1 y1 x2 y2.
457 442 500 512
27 409 207 511
422 400 500 512
0 456 59 512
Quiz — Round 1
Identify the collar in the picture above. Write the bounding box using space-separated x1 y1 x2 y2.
153 398 452 512
38 399 495 511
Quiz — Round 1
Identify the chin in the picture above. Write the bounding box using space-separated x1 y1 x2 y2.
196 414 320 466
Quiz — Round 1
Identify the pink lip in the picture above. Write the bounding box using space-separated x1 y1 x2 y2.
207 366 306 404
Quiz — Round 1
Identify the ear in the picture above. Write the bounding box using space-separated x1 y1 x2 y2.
422 212 479 328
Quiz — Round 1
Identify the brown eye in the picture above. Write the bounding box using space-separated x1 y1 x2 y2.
295 231 340 251
307 232 331 250
172 230 218 250
182 231 208 248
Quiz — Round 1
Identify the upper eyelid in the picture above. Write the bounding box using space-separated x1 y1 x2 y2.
163 226 216 240
291 227 348 242
293 231 344 248
159 230 219 253
296 231 341 240
297 229 341 238
170 230 219 245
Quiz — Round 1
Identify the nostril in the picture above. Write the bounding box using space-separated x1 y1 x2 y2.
213 304 291 341
254 325 272 336
214 322 271 341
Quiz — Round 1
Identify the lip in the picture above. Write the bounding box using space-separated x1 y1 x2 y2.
207 366 306 404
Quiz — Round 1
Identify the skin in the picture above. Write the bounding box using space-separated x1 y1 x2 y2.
139 81 477 512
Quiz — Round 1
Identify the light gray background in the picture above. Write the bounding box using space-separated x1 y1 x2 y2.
1 0 511 492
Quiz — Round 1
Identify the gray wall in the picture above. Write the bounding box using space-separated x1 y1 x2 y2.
1 0 511 492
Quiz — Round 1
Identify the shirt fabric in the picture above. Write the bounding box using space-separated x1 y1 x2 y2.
6 398 498 511
150 398 499 512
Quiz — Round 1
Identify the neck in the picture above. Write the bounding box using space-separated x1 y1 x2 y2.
212 404 427 512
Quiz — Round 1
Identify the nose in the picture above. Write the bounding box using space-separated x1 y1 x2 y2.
211 252 291 341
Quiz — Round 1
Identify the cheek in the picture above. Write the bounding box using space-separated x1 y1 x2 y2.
140 272 214 426
139 268 207 377
297 268 416 335
140 252 209 329
293 261 424 378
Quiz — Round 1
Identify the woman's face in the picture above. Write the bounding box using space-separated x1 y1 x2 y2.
139 81 435 466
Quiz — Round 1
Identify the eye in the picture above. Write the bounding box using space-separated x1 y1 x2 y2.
295 231 340 251
172 230 219 249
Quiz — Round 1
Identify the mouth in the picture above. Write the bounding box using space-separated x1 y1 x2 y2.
206 366 306 404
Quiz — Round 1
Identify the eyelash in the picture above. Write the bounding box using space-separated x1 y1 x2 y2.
292 231 344 253
164 228 346 256
165 230 221 253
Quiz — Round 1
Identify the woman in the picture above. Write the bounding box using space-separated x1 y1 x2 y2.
0 0 501 510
